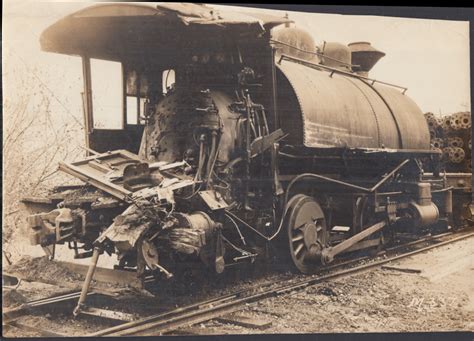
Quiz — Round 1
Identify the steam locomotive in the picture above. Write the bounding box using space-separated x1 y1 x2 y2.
22 3 471 313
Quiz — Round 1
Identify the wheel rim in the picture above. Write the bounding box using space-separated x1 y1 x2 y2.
287 195 327 274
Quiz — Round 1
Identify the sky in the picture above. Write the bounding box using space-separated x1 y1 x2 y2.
3 1 471 119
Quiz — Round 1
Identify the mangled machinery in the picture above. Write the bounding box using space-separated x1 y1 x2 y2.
21 3 472 314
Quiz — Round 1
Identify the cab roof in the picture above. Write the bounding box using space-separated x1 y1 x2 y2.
40 3 292 62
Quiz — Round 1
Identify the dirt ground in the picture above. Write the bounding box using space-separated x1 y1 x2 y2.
2 236 473 337
183 237 474 334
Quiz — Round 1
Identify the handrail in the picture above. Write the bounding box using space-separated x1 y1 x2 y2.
270 39 359 68
277 54 408 94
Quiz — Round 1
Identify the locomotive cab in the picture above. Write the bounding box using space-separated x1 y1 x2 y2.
40 3 288 156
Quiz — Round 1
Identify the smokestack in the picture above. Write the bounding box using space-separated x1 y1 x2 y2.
348 42 385 77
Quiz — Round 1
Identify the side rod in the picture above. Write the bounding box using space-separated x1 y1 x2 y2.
321 220 387 264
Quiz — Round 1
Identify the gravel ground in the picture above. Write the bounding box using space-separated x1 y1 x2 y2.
2 258 296 337
179 237 474 334
3 236 473 337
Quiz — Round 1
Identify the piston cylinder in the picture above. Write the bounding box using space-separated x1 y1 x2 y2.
408 201 439 227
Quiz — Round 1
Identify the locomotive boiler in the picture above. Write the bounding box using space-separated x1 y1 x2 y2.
21 3 463 315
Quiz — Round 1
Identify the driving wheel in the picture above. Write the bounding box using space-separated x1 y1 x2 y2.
286 194 327 274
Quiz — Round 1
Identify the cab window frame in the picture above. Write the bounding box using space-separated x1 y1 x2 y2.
125 66 148 126
89 58 125 130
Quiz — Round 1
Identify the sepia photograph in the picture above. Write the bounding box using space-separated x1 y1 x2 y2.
2 2 473 338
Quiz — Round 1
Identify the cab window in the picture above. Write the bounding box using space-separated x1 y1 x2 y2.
126 69 148 125
90 59 123 129
162 69 175 95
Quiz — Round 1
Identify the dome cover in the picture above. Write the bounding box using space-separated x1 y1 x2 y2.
319 42 352 71
272 27 318 62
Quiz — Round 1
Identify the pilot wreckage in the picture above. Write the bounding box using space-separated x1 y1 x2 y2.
20 3 472 315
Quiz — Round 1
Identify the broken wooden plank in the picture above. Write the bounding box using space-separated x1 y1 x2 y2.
59 161 131 201
158 160 187 171
381 265 422 274
57 150 142 201
71 149 140 165
53 184 87 191
58 261 143 288
91 196 124 210
81 306 137 322
215 314 272 330
20 197 54 204
88 160 116 173
331 225 350 232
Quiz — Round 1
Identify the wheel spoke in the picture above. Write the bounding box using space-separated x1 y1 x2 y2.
294 242 304 257
298 249 307 261
294 223 306 230
292 233 304 242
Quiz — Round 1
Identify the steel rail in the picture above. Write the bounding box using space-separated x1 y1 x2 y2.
87 288 256 336
5 320 68 337
92 230 474 336
3 290 96 323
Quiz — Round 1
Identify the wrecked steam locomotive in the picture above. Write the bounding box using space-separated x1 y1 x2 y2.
21 3 472 314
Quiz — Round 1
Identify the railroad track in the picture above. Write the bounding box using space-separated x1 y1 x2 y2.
2 290 94 337
4 229 473 337
88 229 474 336
3 290 95 323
